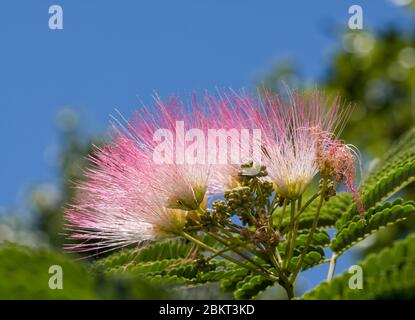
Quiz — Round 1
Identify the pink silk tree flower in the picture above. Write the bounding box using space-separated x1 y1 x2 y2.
199 93 264 192
65 140 188 252
317 136 365 215
127 95 236 208
211 90 364 213
235 90 353 200
136 93 262 197
65 94 243 252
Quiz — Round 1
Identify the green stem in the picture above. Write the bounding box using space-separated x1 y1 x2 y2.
207 231 275 277
268 192 278 216
216 226 256 251
277 199 288 228
290 180 327 282
214 225 269 261
181 231 277 281
287 200 299 266
283 200 297 269
274 247 283 265
205 243 239 261
222 221 243 232
297 191 320 217
281 192 320 235
267 247 290 285
297 195 302 213
282 282 294 299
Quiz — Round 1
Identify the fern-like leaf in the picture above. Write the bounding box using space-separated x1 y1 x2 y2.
338 129 415 226
302 233 415 299
92 238 193 272
331 199 415 254
276 193 353 230
233 274 274 300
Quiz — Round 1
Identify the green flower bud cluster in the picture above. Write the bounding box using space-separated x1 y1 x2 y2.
319 178 336 201
225 187 254 210
211 200 231 223
209 163 276 226
224 187 255 224
238 162 274 208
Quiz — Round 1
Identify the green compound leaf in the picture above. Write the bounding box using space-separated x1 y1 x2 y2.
278 229 330 254
295 229 331 247
233 274 274 300
112 258 199 279
91 238 194 272
278 230 328 272
134 260 252 287
0 243 171 299
90 238 203 288
301 193 353 229
331 199 415 254
287 250 325 273
199 265 249 283
302 233 415 299
365 128 415 188
145 274 192 285
127 238 193 262
92 237 250 288
338 129 415 226
220 268 251 291
276 193 353 230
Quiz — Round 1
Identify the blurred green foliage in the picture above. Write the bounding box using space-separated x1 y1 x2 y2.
30 115 97 248
325 29 415 156
0 243 96 299
0 243 172 299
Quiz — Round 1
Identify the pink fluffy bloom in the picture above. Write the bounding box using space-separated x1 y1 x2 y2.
65 140 188 252
228 90 364 212
65 94 251 252
127 94 251 203
199 93 264 191
317 136 365 215
234 90 354 200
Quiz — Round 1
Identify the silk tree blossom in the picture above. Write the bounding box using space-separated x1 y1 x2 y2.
317 135 365 214
65 98 212 252
65 140 189 252
111 95 235 210
127 95 260 204
65 90 362 253
65 94 259 252
235 91 353 200
200 93 264 192
142 94 262 195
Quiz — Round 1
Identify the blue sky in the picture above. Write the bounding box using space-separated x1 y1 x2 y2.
0 1 412 209
0 0 413 292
